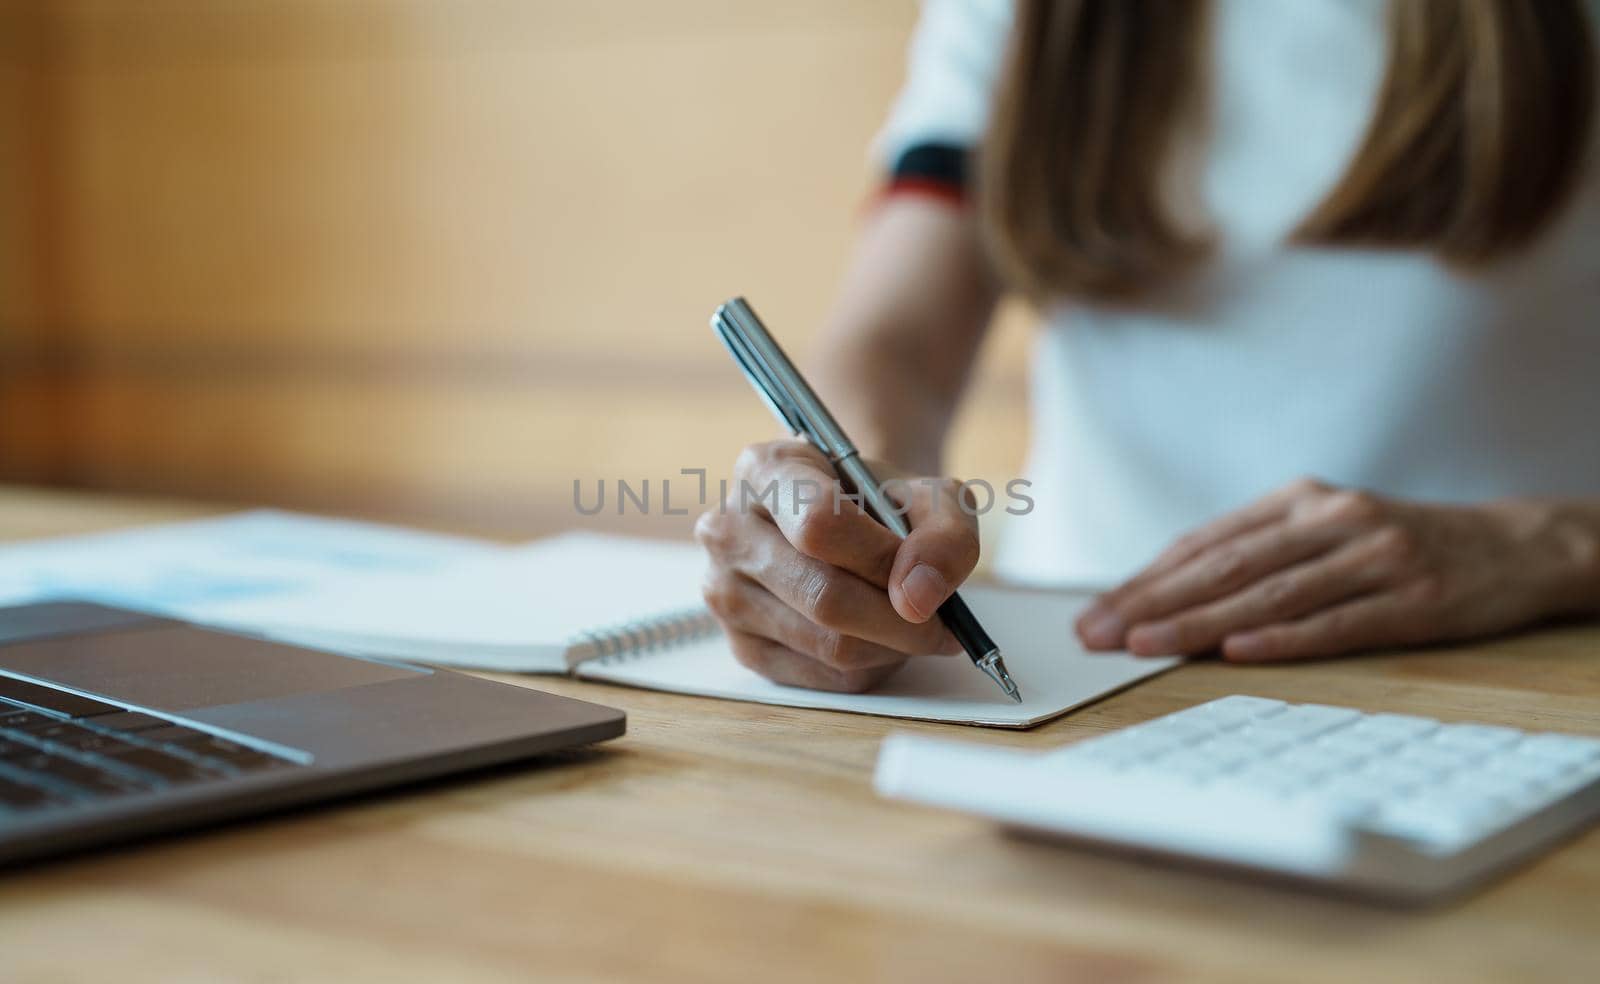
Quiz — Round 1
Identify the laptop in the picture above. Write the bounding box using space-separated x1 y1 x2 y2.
0 600 626 865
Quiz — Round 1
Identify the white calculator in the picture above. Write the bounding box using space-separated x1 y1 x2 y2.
875 696 1600 900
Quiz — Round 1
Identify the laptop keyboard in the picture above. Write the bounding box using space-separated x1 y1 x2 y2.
0 675 302 820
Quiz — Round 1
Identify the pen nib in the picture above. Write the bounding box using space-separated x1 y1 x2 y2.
976 650 1024 704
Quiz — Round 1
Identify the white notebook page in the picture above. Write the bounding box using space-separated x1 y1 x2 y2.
580 585 1178 728
191 530 1177 725
189 532 709 671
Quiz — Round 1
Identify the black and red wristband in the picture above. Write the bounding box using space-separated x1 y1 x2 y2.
877 142 970 208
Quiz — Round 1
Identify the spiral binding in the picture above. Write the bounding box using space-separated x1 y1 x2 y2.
568 607 722 666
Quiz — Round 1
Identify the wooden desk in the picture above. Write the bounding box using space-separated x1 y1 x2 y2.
0 486 1595 983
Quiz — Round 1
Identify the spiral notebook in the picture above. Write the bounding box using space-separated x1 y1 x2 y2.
190 531 1179 728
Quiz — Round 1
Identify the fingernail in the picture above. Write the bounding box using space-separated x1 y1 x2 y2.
1080 611 1126 649
1127 622 1179 656
900 564 949 621
1225 634 1267 661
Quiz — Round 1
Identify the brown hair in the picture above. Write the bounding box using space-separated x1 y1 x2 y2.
979 0 1597 302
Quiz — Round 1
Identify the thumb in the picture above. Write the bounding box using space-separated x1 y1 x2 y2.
884 477 981 623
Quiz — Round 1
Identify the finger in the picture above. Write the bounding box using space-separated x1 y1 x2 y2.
718 518 961 656
724 629 905 694
1079 520 1347 650
1122 530 1407 656
702 570 913 671
1077 480 1328 644
733 440 903 586
1124 478 1327 585
882 477 982 624
1219 589 1430 663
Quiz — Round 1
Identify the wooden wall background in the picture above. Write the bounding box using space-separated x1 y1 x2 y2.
0 0 1031 538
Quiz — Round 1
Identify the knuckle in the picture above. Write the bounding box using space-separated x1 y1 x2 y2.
1326 489 1383 524
693 508 733 550
1261 574 1299 609
1321 608 1365 640
699 573 745 621
1211 548 1251 586
1371 524 1419 566
1288 475 1330 497
1403 575 1446 608
1104 595 1140 624
834 667 884 694
1170 532 1206 555
790 506 845 561
1090 589 1123 612
815 631 861 670
1250 628 1293 657
799 570 849 629
813 629 846 668
732 443 770 480
1164 620 1199 652
727 638 766 674
1323 616 1351 642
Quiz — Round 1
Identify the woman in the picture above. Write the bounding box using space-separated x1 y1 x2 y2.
695 0 1600 693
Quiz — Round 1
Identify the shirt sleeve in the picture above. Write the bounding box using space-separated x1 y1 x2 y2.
872 0 1014 204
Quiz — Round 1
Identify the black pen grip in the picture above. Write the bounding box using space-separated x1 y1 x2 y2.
936 591 997 664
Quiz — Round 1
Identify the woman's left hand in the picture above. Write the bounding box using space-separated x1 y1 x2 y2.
1076 478 1600 662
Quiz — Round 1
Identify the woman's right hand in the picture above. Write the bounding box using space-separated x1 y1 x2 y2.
695 438 979 693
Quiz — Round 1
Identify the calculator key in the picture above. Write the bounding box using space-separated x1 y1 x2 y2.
1479 752 1570 785
1365 800 1494 850
1193 696 1287 722
1513 733 1600 766
1431 724 1522 753
1148 751 1231 782
1061 744 1152 771
1246 705 1361 739
1294 785 1383 822
1347 713 1439 741
1161 706 1231 731
1062 731 1154 757
1359 759 1437 792
1435 771 1536 806
1274 746 1360 778
1192 737 1257 769
1141 717 1219 742
1393 790 1507 834
1101 729 1186 758
1313 731 1392 757
1394 744 1480 774
1231 764 1314 796
1234 728 1303 756
1541 757 1600 797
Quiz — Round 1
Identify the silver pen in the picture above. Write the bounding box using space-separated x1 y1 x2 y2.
711 297 1023 703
